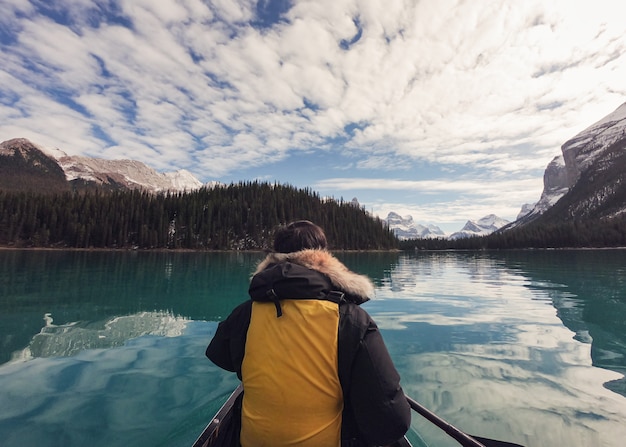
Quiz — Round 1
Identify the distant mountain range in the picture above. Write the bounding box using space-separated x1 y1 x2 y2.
383 212 509 240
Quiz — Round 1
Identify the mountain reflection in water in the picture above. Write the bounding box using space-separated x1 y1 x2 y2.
357 250 626 447
12 311 189 362
500 249 626 396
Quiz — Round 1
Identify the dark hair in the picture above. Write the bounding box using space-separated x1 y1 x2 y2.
273 220 328 253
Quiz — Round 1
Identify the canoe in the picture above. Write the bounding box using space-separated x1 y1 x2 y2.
192 385 524 447
192 384 412 447
192 385 242 447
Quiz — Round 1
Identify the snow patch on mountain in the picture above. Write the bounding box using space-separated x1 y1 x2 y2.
37 143 68 160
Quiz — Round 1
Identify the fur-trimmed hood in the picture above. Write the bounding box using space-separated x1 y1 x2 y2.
252 249 375 304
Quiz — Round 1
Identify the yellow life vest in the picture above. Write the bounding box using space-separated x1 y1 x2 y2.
240 299 343 447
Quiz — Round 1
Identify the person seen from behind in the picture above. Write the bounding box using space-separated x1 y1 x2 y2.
206 220 411 446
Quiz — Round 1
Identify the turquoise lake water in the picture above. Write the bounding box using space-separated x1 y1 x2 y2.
0 249 625 447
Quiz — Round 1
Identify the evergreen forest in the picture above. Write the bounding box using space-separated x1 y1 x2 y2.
0 182 398 250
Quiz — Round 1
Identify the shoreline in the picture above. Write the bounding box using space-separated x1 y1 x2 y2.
1 245 625 252
0 245 401 253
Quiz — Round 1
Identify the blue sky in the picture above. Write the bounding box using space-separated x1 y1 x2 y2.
1 0 625 232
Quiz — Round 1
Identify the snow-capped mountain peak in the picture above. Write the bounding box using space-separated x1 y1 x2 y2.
163 169 204 191
448 214 510 240
476 214 510 230
384 212 446 240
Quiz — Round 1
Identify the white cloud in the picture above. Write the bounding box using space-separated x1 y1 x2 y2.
314 176 541 196
1 0 625 227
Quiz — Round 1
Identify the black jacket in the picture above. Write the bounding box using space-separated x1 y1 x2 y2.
207 249 411 446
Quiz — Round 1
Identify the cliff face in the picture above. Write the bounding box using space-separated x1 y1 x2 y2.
518 102 626 225
561 102 626 188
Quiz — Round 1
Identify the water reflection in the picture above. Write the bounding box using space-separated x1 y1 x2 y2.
360 250 626 447
11 311 189 362
499 250 626 396
2 249 626 447
0 320 236 447
369 251 626 386
0 250 262 364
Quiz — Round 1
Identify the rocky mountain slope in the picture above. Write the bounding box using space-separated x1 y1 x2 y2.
514 102 626 226
0 138 203 193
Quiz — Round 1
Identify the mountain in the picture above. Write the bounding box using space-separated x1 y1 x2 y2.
384 211 509 240
513 102 626 226
0 138 204 193
0 138 70 193
448 214 510 240
384 212 447 240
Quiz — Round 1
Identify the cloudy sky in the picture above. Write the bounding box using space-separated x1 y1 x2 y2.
1 0 625 232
